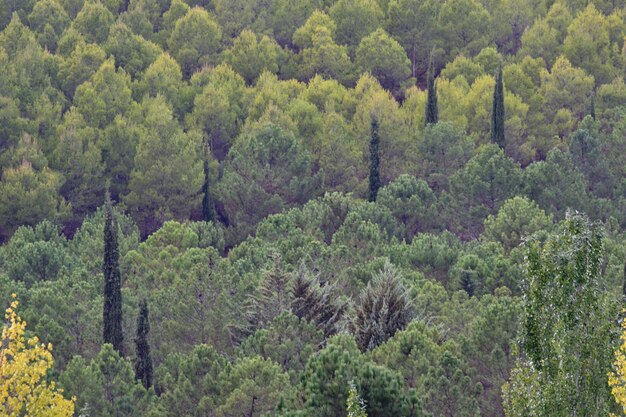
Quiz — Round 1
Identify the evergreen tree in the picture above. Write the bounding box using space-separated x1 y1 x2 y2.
201 158 214 222
353 262 414 351
118 0 130 13
291 263 347 338
134 299 153 390
368 117 381 202
491 65 506 149
103 195 123 354
425 62 438 125
232 254 292 343
460 271 475 297
590 92 596 120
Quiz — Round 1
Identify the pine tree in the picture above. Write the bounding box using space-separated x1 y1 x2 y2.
491 65 506 149
103 196 124 354
368 116 381 202
201 158 214 222
134 299 153 390
425 62 438 125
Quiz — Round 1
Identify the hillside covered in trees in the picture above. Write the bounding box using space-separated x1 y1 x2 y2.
2 0 626 416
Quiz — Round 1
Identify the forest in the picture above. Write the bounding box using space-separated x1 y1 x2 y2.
2 0 626 416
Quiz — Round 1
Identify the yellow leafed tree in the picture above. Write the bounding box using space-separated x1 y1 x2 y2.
609 311 626 416
0 295 74 417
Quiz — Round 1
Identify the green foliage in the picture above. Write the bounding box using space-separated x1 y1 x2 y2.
3 2 626 417
329 0 383 53
449 144 523 236
153 344 227 416
28 0 71 51
0 220 69 286
415 122 473 191
216 123 322 244
60 344 154 417
239 311 324 376
72 0 115 44
491 65 506 148
134 299 153 389
167 7 221 78
201 159 214 223
216 355 294 417
368 117 381 202
186 64 246 160
0 161 70 241
297 25 353 85
355 28 411 96
377 175 438 241
51 108 105 218
347 382 368 417
301 334 417 417
103 197 124 354
483 196 553 250
124 96 203 233
58 40 107 97
503 212 618 416
104 21 161 79
425 64 438 124
223 29 283 85
353 261 414 351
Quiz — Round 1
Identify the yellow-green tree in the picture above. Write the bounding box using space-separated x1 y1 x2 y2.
609 311 626 414
0 295 75 417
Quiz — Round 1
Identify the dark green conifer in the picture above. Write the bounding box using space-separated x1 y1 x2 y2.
425 62 438 125
119 0 130 13
590 93 596 120
202 159 214 222
491 65 506 149
460 271 475 297
134 299 153 390
103 195 124 354
368 116 381 202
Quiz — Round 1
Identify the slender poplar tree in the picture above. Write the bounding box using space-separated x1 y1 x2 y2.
368 116 381 202
491 65 505 149
425 62 438 125
202 158 213 222
134 299 153 389
103 195 124 354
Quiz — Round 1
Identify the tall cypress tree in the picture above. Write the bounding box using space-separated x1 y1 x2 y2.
201 159 214 222
425 62 438 125
103 196 123 354
590 93 596 120
491 65 506 149
134 299 153 389
460 271 475 297
368 116 381 202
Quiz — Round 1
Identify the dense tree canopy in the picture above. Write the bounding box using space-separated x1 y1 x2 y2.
2 1 626 416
